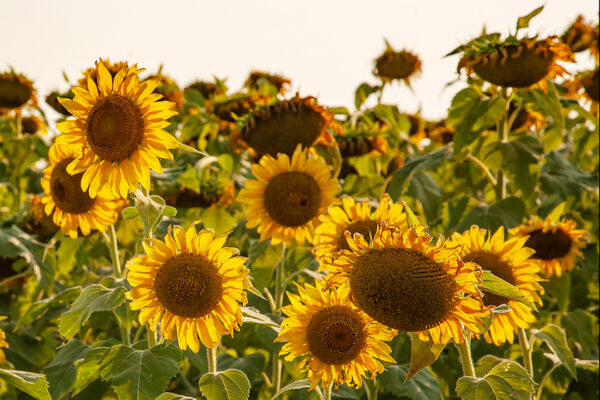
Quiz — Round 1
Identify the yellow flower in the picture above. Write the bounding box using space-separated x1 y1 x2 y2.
276 279 396 390
56 58 179 198
510 216 588 278
457 36 574 91
0 71 37 113
324 223 490 344
374 43 422 85
231 95 340 158
313 194 406 264
0 327 8 363
21 115 47 135
126 224 252 352
446 226 544 346
237 145 340 245
41 142 123 239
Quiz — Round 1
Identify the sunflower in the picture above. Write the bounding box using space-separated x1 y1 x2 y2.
324 223 490 344
41 142 123 239
77 59 130 90
231 95 340 158
237 145 339 245
446 226 544 346
23 195 59 240
561 15 599 59
144 73 184 112
186 80 226 99
510 215 588 278
507 102 545 133
244 71 291 95
313 194 406 263
0 328 8 363
21 115 47 135
566 69 599 114
275 279 396 390
374 42 422 85
455 35 574 90
56 58 179 198
426 120 455 144
337 136 389 158
164 184 235 209
0 71 37 112
125 224 252 351
208 93 271 135
46 90 73 115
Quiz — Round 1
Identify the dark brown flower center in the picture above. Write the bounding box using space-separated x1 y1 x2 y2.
21 117 39 134
338 220 379 251
154 254 223 318
473 44 553 88
264 171 321 227
350 248 457 331
525 229 573 261
243 101 326 157
376 52 418 80
50 158 95 214
584 69 599 103
462 251 515 307
306 305 366 365
86 94 144 162
0 76 32 109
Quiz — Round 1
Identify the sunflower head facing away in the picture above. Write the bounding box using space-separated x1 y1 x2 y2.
313 194 406 263
144 72 184 112
56 58 179 198
231 95 340 158
209 93 272 135
447 226 544 346
453 34 574 90
0 71 37 112
561 15 599 59
21 115 47 135
324 223 490 344
41 142 123 239
276 279 396 390
186 79 227 99
510 215 588 278
126 224 252 352
244 70 291 95
238 145 340 245
46 90 73 116
374 41 422 85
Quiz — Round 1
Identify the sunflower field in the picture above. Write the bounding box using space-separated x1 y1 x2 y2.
1 6 599 400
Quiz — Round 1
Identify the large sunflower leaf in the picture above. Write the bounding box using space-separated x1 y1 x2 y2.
407 333 446 380
0 368 51 400
155 394 196 400
199 369 251 400
456 360 535 400
539 151 598 199
380 363 441 400
532 324 577 379
479 271 536 309
271 379 323 400
58 284 127 340
43 340 89 399
248 240 283 291
453 197 526 233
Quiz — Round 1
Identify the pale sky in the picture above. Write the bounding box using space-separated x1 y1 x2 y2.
3 0 598 126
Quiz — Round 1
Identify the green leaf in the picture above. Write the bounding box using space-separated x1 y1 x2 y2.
387 146 451 201
454 197 526 233
133 191 167 236
380 363 441 400
532 324 577 379
155 393 196 400
248 241 283 291
272 379 323 400
58 284 127 340
178 141 208 156
407 171 442 223
43 340 89 399
540 151 597 199
479 271 536 309
73 347 109 395
198 369 251 400
527 81 564 134
217 353 266 383
57 237 82 275
448 89 506 154
407 334 446 380
456 360 535 400
354 83 381 109
545 202 566 224
402 201 422 229
121 206 139 219
0 369 51 400
561 310 597 359
163 206 177 218
516 5 544 30
241 307 281 331
18 286 81 328
178 164 201 193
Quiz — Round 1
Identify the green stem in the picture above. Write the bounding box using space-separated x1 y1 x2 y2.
465 153 498 187
518 328 534 377
364 377 379 400
323 382 333 400
106 224 122 277
147 325 157 348
207 346 218 374
455 337 476 378
272 244 286 394
118 319 131 347
495 88 512 201
536 363 559 400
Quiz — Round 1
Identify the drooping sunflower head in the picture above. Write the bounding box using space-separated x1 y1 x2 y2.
453 34 574 90
276 279 396 390
21 115 47 135
324 223 490 344
244 70 291 95
164 184 235 210
561 15 599 59
40 142 124 239
374 41 422 85
144 72 184 112
126 224 252 352
46 90 73 115
185 79 227 99
566 69 599 112
0 71 37 112
313 194 406 263
238 145 340 245
231 95 340 158
56 58 179 198
208 93 271 135
507 102 545 132
426 120 455 144
447 226 544 346
510 215 588 278
23 195 59 240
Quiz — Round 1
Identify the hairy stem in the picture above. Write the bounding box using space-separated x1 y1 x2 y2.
465 153 498 186
207 346 218 374
495 88 512 201
364 377 379 400
323 382 333 400
455 337 476 378
106 224 122 277
518 328 534 376
147 325 157 348
272 244 286 394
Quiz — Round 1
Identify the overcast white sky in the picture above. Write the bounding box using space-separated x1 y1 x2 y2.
3 1 598 124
